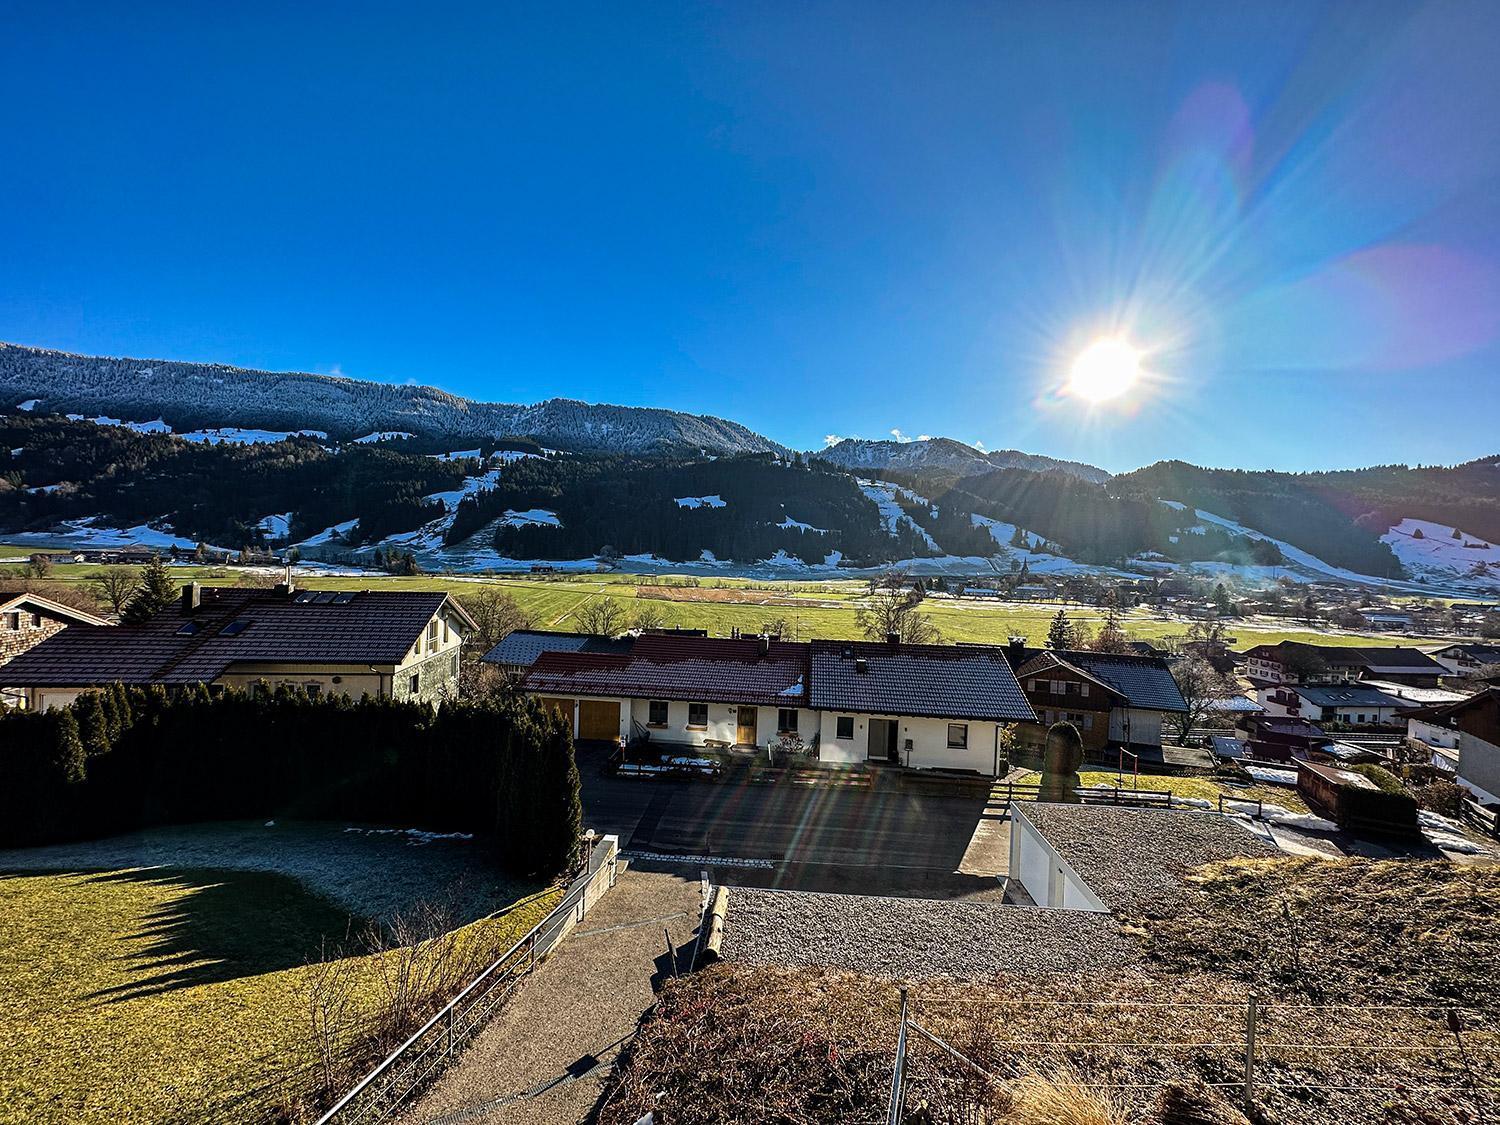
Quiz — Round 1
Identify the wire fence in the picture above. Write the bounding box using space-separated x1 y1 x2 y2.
888 988 1499 1124
313 834 620 1125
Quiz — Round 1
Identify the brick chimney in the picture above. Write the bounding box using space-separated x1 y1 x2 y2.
886 631 900 648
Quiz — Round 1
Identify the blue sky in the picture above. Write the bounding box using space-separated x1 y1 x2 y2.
4 1 1499 473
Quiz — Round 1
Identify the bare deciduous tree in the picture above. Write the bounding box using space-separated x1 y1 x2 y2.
573 597 627 637
92 567 141 616
630 602 668 632
460 587 534 652
854 585 939 644
1168 655 1239 742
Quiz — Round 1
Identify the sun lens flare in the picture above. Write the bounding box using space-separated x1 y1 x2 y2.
1067 338 1142 402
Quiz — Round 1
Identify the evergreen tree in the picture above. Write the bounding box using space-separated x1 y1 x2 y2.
121 558 179 624
75 692 111 757
1212 583 1234 617
1046 609 1075 650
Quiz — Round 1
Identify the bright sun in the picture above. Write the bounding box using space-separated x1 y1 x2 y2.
1068 338 1142 402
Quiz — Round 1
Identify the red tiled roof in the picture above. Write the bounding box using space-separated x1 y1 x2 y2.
523 635 810 707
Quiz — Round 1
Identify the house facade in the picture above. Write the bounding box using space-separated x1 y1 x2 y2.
515 631 1037 776
1428 643 1500 679
1404 688 1500 805
1 583 473 709
0 593 111 708
1257 683 1409 727
1241 641 1443 688
1013 646 1188 759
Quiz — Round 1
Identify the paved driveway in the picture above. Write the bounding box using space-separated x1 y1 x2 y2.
577 747 1011 899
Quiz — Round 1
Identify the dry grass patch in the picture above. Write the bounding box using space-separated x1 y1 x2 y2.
0 865 557 1124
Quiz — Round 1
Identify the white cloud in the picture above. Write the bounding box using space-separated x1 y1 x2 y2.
917 434 932 442
890 428 911 443
824 434 845 447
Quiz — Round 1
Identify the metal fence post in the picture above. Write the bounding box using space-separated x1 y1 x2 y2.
446 1006 454 1057
1244 993 1259 1113
888 987 909 1125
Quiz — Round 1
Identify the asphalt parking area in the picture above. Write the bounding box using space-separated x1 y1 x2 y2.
576 746 1011 900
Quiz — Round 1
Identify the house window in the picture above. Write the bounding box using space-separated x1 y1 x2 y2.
428 620 440 647
1027 678 1036 691
777 708 798 734
947 723 968 749
687 702 708 729
836 716 855 740
1079 683 1089 697
648 700 669 727
305 683 322 698
409 671 420 695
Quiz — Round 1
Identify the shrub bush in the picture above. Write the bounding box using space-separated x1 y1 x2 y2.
0 687 581 880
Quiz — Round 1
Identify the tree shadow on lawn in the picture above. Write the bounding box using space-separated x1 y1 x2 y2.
18 866 366 1004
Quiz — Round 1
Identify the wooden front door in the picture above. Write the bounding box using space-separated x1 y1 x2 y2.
736 706 758 747
578 699 621 742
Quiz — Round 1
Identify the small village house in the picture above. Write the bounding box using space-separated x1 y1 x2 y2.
1402 687 1500 805
0 592 111 709
1 582 473 709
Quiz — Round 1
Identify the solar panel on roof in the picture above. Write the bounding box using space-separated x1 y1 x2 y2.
312 591 337 603
294 590 318 603
332 592 356 604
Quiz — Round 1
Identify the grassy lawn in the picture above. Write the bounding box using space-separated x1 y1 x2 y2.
0 549 1464 650
1011 767 1310 813
0 864 558 1124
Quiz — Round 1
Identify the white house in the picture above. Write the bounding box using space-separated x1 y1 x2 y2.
1257 682 1408 727
518 632 1038 776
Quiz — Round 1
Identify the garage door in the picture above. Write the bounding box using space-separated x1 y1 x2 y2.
578 699 622 742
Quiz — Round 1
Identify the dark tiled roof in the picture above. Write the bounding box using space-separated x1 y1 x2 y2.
523 634 810 707
1434 643 1500 664
482 629 631 668
1015 650 1126 703
1292 684 1408 709
1 586 466 687
1241 641 1442 675
1059 651 1189 713
808 640 1035 723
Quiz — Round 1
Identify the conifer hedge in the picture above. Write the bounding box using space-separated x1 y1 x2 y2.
0 687 582 879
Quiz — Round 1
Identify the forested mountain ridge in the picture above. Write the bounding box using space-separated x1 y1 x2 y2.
815 436 1110 483
0 342 785 456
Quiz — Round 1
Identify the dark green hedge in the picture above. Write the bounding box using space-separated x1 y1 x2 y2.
0 686 581 879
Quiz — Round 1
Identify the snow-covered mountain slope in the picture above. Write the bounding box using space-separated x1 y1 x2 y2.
816 436 1109 483
1381 518 1500 588
0 342 785 456
1152 503 1500 594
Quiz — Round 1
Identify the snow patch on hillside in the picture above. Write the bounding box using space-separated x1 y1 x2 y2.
178 426 326 445
353 431 415 444
777 515 827 533
297 518 359 547
858 480 939 550
1381 518 1500 588
10 517 223 552
675 495 726 509
16 399 39 411
500 509 561 528
257 512 293 539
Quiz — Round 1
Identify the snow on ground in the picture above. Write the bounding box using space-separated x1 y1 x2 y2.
428 449 482 461
15 399 39 411
777 515 827 533
823 550 843 567
499 508 561 528
1380 518 1499 588
257 512 293 539
295 518 360 547
857 480 940 550
353 430 415 443
177 426 326 445
494 450 540 464
9 517 222 552
25 484 63 494
423 468 502 513
675 494 727 509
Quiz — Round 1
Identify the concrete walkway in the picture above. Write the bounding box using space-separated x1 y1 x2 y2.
401 865 702 1125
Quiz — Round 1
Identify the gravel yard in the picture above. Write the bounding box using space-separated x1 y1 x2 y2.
1021 802 1280 915
720 886 1136 978
0 819 516 923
